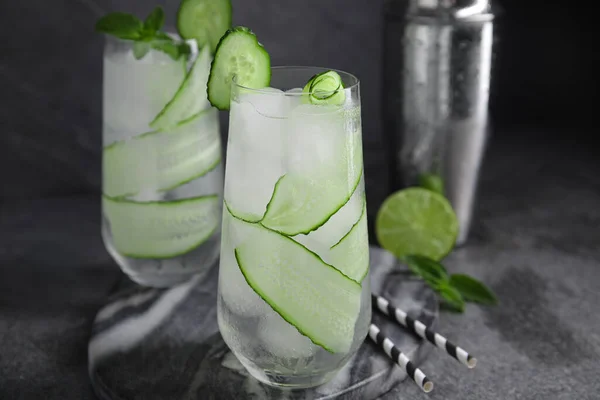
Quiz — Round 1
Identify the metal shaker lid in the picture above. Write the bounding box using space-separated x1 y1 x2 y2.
396 0 494 21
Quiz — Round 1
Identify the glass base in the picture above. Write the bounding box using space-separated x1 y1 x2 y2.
105 244 217 289
235 352 340 389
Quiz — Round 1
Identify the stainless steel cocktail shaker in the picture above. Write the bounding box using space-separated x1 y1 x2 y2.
383 0 495 246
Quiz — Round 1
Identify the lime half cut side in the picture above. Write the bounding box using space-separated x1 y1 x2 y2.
375 187 458 261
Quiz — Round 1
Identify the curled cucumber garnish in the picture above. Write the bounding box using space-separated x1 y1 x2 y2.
302 70 346 105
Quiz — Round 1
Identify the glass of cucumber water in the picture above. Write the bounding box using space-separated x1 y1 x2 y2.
211 28 371 389
99 7 227 288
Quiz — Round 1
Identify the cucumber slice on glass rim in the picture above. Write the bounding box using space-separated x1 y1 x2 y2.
207 26 271 110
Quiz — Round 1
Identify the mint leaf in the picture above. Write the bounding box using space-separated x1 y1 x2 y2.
449 274 498 305
402 254 448 284
150 39 183 60
436 282 465 312
418 173 445 195
132 42 151 59
95 13 143 40
95 7 191 61
177 41 192 56
155 31 173 40
144 6 165 33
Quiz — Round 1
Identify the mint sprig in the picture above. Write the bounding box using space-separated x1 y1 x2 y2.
402 254 447 285
143 6 165 34
436 281 465 313
401 254 497 312
375 172 498 313
95 13 144 40
95 7 190 61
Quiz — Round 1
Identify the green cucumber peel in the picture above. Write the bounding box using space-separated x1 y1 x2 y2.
329 200 370 284
103 193 220 259
330 197 366 250
226 209 362 353
207 26 271 110
103 108 221 198
260 165 363 237
150 45 213 131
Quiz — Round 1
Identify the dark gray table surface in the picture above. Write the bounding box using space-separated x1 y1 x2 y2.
1 133 600 400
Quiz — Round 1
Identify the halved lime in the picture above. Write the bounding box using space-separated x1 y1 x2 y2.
375 187 458 261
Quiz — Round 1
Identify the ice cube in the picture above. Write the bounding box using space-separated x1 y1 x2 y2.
103 49 186 138
287 103 346 173
257 311 316 360
224 99 287 221
293 174 364 258
238 87 289 118
219 247 269 317
285 87 305 109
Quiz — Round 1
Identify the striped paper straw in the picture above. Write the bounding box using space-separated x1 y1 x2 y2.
368 324 433 393
372 293 477 369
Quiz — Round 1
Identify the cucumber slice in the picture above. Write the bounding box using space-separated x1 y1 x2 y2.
292 175 364 254
232 216 362 353
329 202 369 283
260 106 363 236
150 45 212 130
103 194 220 259
219 208 273 316
177 0 232 54
207 26 271 110
103 108 221 198
291 176 365 269
260 171 361 236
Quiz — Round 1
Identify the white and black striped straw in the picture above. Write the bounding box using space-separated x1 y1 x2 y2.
368 324 433 393
372 293 477 369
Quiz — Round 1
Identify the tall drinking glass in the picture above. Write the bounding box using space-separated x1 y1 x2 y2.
101 36 223 288
217 67 371 388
